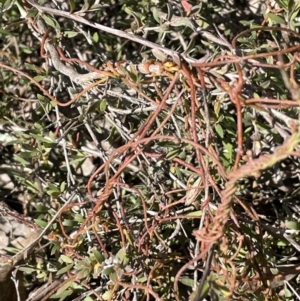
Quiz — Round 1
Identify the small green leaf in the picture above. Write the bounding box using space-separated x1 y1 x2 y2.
261 80 271 89
127 70 138 82
22 47 33 54
57 264 73 275
171 18 194 28
4 247 20 254
102 290 113 301
24 180 40 193
60 181 66 192
30 134 54 143
36 272 47 279
34 219 48 228
277 240 288 246
51 242 61 255
166 148 181 160
103 266 115 275
60 255 74 264
284 287 292 298
74 214 85 223
110 271 118 282
223 142 233 161
93 249 105 264
90 3 102 12
47 183 60 192
270 268 279 275
285 220 300 230
33 73 46 82
267 13 285 24
186 211 202 217
152 49 167 61
41 15 56 28
46 190 61 197
14 154 30 166
26 8 38 19
63 31 79 38
34 204 49 212
62 219 77 227
179 277 195 287
19 267 36 273
151 7 161 23
215 124 224 138
116 248 129 264
99 100 107 112
92 32 99 43
68 0 76 13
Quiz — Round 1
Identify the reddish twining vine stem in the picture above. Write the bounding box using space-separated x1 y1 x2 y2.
3 17 300 300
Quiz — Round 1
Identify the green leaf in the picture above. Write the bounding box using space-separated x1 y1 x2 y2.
99 99 107 112
215 124 224 138
179 277 195 287
189 281 210 300
46 190 61 197
34 219 48 228
41 15 56 28
34 204 49 212
25 7 38 18
267 13 285 24
51 242 61 256
116 248 129 264
57 264 73 275
102 290 113 301
223 141 233 161
41 14 61 30
14 154 30 166
47 183 60 192
90 4 102 12
103 266 115 275
62 219 77 227
30 134 54 143
77 267 91 280
92 32 99 43
63 31 79 38
152 8 161 23
4 247 20 254
19 267 36 273
186 211 203 217
110 271 118 282
33 75 46 82
68 0 76 13
60 255 74 264
36 271 47 279
152 49 167 61
18 151 37 159
166 147 181 160
93 249 106 264
285 220 300 230
170 18 194 28
24 180 40 193
74 214 85 223
284 287 292 298
60 181 66 192
127 70 140 83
